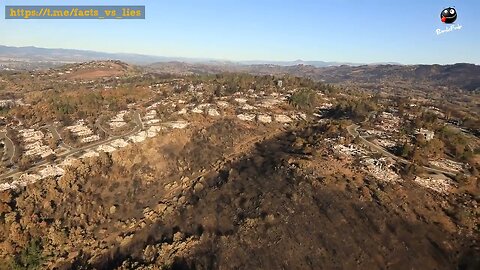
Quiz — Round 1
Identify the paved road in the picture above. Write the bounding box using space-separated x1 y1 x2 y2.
0 131 15 164
133 111 144 130
45 124 73 150
347 124 457 177
95 118 112 137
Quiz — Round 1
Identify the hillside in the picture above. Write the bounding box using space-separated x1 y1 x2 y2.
147 62 480 92
0 60 479 269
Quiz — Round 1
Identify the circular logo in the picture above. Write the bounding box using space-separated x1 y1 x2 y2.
441 7 457 24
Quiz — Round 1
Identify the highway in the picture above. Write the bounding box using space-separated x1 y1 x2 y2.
346 124 457 177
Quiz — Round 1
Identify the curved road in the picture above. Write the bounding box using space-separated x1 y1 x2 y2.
347 124 457 177
46 124 74 150
0 131 15 164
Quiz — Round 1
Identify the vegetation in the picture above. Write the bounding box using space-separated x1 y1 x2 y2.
288 88 318 111
437 126 474 161
329 97 379 121
10 240 44 270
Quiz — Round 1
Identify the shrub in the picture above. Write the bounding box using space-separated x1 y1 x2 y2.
11 240 44 270
288 89 318 111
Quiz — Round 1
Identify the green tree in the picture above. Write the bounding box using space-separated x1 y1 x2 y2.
288 89 318 111
11 240 44 270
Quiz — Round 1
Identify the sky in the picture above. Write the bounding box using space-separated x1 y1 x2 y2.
0 0 479 64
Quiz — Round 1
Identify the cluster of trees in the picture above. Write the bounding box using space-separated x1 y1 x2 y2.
288 88 319 111
395 120 478 171
328 97 380 122
190 73 339 96
396 137 446 166
0 151 116 267
411 112 442 130
49 92 104 120
8 240 43 270
437 126 475 162
43 86 150 125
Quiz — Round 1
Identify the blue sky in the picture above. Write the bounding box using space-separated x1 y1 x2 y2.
0 0 478 64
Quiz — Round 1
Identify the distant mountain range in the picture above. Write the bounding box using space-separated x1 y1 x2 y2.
0 45 205 65
0 45 394 67
1 45 478 91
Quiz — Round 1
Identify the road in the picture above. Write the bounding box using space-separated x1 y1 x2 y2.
133 111 144 130
0 131 15 164
45 124 73 150
95 118 112 137
0 111 145 182
346 124 457 177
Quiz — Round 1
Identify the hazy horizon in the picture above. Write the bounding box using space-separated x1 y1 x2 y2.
1 0 479 65
2 44 479 66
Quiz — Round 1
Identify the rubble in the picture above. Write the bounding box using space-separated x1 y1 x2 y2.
0 174 41 191
0 99 15 108
143 110 157 121
216 101 230 108
97 144 117 153
80 150 100 159
146 119 160 125
25 143 54 158
234 98 248 104
257 114 272 124
146 127 161 138
177 108 188 115
378 112 401 131
413 175 455 193
197 103 212 109
242 104 256 110
60 157 80 168
191 107 203 114
18 128 44 143
39 165 65 179
129 132 147 143
147 126 164 134
164 121 189 129
319 103 333 109
274 114 293 123
146 102 161 110
81 135 101 143
143 110 160 125
258 98 281 108
207 108 220 117
237 113 256 122
364 129 387 137
361 158 401 182
291 113 307 121
429 159 464 172
374 139 397 148
110 111 128 129
66 120 94 137
415 128 435 141
110 138 129 148
333 144 369 158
